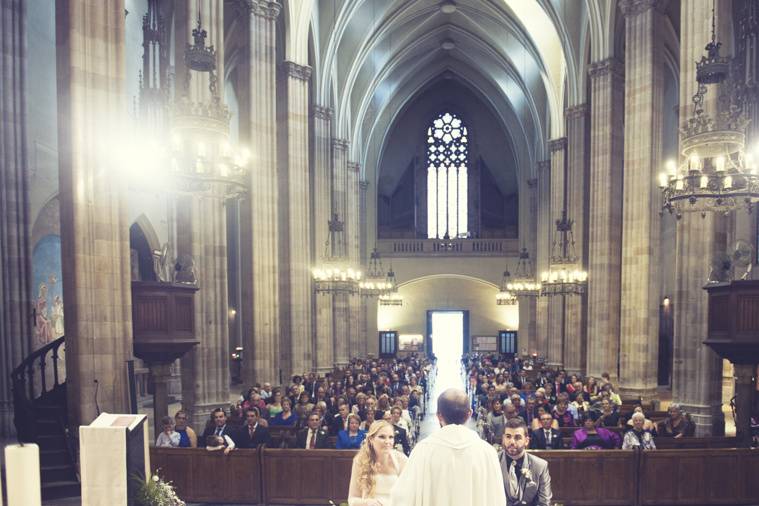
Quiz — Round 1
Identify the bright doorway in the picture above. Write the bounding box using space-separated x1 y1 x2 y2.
430 311 465 392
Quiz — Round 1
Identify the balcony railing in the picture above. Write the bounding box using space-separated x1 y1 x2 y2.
377 238 519 257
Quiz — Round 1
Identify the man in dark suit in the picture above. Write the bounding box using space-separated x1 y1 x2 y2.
295 412 329 449
200 408 231 448
389 407 411 455
330 402 351 435
530 413 562 450
233 408 271 449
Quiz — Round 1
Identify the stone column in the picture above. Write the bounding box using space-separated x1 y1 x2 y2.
56 0 133 428
359 179 369 357
618 0 665 402
535 160 551 358
332 139 350 366
312 105 334 372
282 61 313 378
240 0 281 385
586 58 625 382
733 364 756 447
564 106 588 375
671 0 726 435
0 0 32 436
517 178 538 356
546 138 567 368
347 162 361 358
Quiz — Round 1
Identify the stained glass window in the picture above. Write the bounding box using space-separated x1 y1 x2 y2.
426 112 468 239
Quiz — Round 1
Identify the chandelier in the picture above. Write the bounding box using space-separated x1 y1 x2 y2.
658 6 756 217
359 248 396 297
496 269 518 306
312 214 363 294
541 211 587 296
379 292 403 306
506 247 541 297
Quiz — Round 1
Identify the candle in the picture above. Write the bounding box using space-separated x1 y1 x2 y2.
666 160 678 177
714 156 725 172
723 175 733 189
5 443 41 506
700 175 709 189
658 173 669 188
689 154 701 171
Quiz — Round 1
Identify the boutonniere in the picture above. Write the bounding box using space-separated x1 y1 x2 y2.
521 468 533 483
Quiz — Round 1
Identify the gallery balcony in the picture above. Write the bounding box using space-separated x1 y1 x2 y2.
376 238 519 257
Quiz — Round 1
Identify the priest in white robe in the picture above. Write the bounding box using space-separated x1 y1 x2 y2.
391 388 506 506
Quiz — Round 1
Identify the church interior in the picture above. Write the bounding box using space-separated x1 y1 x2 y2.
1 0 759 504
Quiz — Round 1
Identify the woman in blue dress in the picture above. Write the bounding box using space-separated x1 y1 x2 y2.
337 413 366 449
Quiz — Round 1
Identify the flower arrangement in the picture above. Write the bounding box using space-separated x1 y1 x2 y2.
134 472 185 506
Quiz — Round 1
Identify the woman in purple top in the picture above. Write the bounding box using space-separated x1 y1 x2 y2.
571 411 621 449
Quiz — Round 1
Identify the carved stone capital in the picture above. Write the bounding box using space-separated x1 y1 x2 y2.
282 61 312 81
359 180 369 191
537 160 551 172
588 58 624 81
548 137 568 153
619 0 668 18
234 0 281 20
312 105 333 120
332 138 350 150
347 162 360 173
566 104 588 120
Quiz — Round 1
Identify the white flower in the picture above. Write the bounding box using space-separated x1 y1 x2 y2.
521 467 533 482
152 475 160 482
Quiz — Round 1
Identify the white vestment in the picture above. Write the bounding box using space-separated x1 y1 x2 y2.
390 424 506 506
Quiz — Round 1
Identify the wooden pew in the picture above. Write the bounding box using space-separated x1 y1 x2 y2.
532 450 637 506
653 436 738 449
638 448 759 505
150 447 262 504
262 449 356 504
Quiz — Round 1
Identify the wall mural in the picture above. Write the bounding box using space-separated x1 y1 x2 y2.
32 234 64 349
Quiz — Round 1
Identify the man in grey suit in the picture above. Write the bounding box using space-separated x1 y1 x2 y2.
500 418 552 506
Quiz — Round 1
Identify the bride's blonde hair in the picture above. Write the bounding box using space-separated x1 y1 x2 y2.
354 420 393 498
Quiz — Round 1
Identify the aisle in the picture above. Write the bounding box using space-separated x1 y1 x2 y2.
417 357 472 441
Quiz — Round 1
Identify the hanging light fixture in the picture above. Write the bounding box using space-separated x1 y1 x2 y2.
658 3 757 217
359 248 394 297
506 247 541 296
313 213 363 294
496 269 518 306
378 265 402 305
541 211 588 296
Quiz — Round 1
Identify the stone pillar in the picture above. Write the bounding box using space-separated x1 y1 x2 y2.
332 139 350 366
56 0 133 428
564 106 588 375
517 178 538 357
535 160 551 358
546 138 567 368
359 180 369 357
586 58 625 382
312 105 334 372
347 162 361 358
672 0 727 435
0 0 32 436
282 61 313 378
733 364 756 447
241 0 281 385
618 0 665 402
149 363 172 438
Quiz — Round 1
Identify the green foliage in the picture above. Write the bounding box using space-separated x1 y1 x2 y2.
132 472 185 506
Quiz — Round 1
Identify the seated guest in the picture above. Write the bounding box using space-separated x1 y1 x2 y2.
530 412 562 450
270 398 297 426
155 416 180 447
385 411 411 456
625 406 656 433
531 406 558 432
200 408 233 447
360 406 377 431
174 410 197 448
622 412 656 450
296 412 330 449
657 404 695 438
571 393 590 420
553 400 575 427
486 399 506 444
331 402 351 435
233 408 271 449
571 412 620 449
267 390 284 419
597 399 620 427
206 434 235 454
336 413 366 449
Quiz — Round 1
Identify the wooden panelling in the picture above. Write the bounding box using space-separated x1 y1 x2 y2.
134 296 168 332
708 294 730 332
149 446 759 506
174 296 194 332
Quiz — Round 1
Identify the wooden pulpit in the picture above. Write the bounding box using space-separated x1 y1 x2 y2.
704 280 759 447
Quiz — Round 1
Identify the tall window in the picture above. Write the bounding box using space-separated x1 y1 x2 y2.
427 112 468 239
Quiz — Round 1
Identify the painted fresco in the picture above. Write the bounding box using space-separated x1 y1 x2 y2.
32 234 64 349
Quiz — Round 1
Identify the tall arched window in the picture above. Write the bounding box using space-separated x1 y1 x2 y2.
427 112 468 239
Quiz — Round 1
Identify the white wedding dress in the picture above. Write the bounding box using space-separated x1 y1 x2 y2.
372 473 398 505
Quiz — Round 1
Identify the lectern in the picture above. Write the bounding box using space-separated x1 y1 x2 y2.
703 280 759 447
80 413 149 506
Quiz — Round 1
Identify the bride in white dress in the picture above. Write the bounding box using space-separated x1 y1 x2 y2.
348 420 408 506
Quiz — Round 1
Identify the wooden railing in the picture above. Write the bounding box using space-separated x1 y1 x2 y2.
377 238 519 257
150 446 759 506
